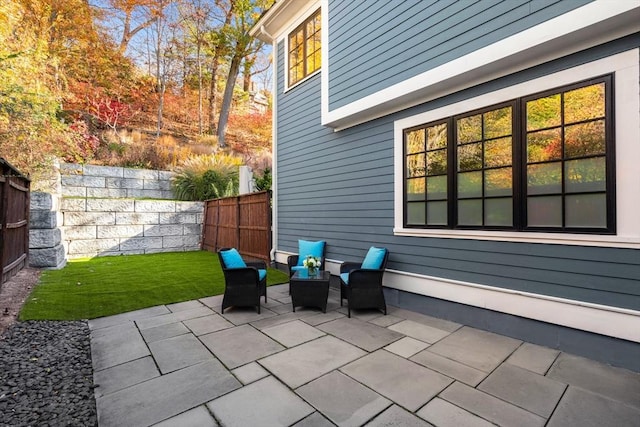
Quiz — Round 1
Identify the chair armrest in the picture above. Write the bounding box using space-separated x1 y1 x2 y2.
347 269 385 287
340 261 362 274
223 267 260 284
287 255 299 268
246 261 267 270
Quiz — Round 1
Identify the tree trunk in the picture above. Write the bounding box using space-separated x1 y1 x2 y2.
217 53 242 148
207 55 220 135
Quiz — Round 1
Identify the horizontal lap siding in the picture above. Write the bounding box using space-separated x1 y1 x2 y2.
327 0 594 110
276 34 640 311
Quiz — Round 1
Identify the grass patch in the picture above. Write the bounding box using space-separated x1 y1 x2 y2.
19 251 289 321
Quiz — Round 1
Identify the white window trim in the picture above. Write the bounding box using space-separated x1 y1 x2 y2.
323 0 640 131
281 1 322 93
393 49 640 249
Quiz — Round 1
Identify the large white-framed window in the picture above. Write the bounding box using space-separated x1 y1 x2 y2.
394 49 640 249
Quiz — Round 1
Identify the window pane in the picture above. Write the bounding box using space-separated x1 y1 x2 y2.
564 120 605 158
406 178 425 201
485 168 512 197
458 171 482 198
527 94 561 131
485 137 512 167
458 199 482 226
484 106 512 139
427 175 447 200
527 196 562 227
457 114 481 143
406 129 425 154
527 129 562 162
427 123 447 150
406 154 425 177
458 142 482 171
427 149 447 175
485 198 512 226
565 157 606 193
427 201 447 225
527 163 562 195
565 83 605 124
407 202 425 225
565 194 606 228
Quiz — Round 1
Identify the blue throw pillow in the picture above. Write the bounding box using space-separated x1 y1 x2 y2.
296 240 326 266
220 248 247 269
361 247 386 270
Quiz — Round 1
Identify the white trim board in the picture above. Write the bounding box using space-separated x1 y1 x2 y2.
322 0 640 130
274 250 640 343
393 49 640 248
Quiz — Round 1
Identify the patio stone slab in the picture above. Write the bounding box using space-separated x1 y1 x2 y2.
506 342 560 375
384 337 429 359
440 382 545 427
478 363 566 418
207 376 314 427
199 324 284 369
341 350 452 411
368 314 403 328
153 405 218 427
270 303 297 314
318 318 404 352
97 359 240 427
91 326 150 371
261 320 326 347
250 309 317 330
427 326 521 372
389 308 461 332
388 319 450 344
183 314 234 336
140 322 190 343
166 300 204 313
94 356 159 398
231 362 270 385
546 352 640 409
198 295 223 311
220 306 278 325
259 335 366 389
90 320 138 339
297 371 391 427
148 333 215 374
293 412 335 427
417 397 494 427
136 306 214 330
547 386 640 427
302 310 346 326
366 404 432 426
410 349 487 387
88 305 170 330
336 307 385 322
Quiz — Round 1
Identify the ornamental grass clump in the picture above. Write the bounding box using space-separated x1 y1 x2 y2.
172 153 243 200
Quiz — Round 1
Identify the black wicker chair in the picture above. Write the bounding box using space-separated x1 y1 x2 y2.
340 247 389 318
287 240 326 277
218 248 267 314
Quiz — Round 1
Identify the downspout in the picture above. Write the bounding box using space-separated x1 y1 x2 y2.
261 25 278 265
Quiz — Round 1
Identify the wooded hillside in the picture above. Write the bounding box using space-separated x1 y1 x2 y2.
0 0 273 188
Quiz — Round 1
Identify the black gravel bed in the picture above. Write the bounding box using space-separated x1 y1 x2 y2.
0 321 97 427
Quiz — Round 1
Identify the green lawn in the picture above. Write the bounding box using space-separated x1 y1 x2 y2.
19 250 289 321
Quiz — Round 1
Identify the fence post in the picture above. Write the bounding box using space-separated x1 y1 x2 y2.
0 176 6 286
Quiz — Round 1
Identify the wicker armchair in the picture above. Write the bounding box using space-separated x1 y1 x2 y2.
218 248 267 314
287 240 326 277
340 247 389 318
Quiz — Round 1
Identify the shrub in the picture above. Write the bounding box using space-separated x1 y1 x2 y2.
172 154 243 200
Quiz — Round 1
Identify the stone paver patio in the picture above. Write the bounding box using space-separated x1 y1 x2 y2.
90 284 640 427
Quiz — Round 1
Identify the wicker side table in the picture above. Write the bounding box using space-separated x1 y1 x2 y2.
290 270 331 313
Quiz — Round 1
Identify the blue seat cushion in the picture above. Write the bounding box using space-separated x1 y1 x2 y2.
296 240 326 266
340 272 350 285
361 247 386 270
220 248 247 269
258 269 267 281
290 265 306 273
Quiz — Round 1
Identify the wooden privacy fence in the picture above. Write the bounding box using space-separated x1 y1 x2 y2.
0 158 30 286
202 191 271 262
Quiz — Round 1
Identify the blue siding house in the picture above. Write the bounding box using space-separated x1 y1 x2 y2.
252 0 640 370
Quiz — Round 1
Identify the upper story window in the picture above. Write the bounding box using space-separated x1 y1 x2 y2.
404 76 614 234
288 9 321 87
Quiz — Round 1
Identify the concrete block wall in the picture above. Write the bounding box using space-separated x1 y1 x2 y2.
60 163 174 199
61 198 204 259
29 192 66 269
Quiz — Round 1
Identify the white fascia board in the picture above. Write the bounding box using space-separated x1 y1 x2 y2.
322 0 640 130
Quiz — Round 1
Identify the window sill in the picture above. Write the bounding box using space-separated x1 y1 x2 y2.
393 227 640 249
284 69 321 93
